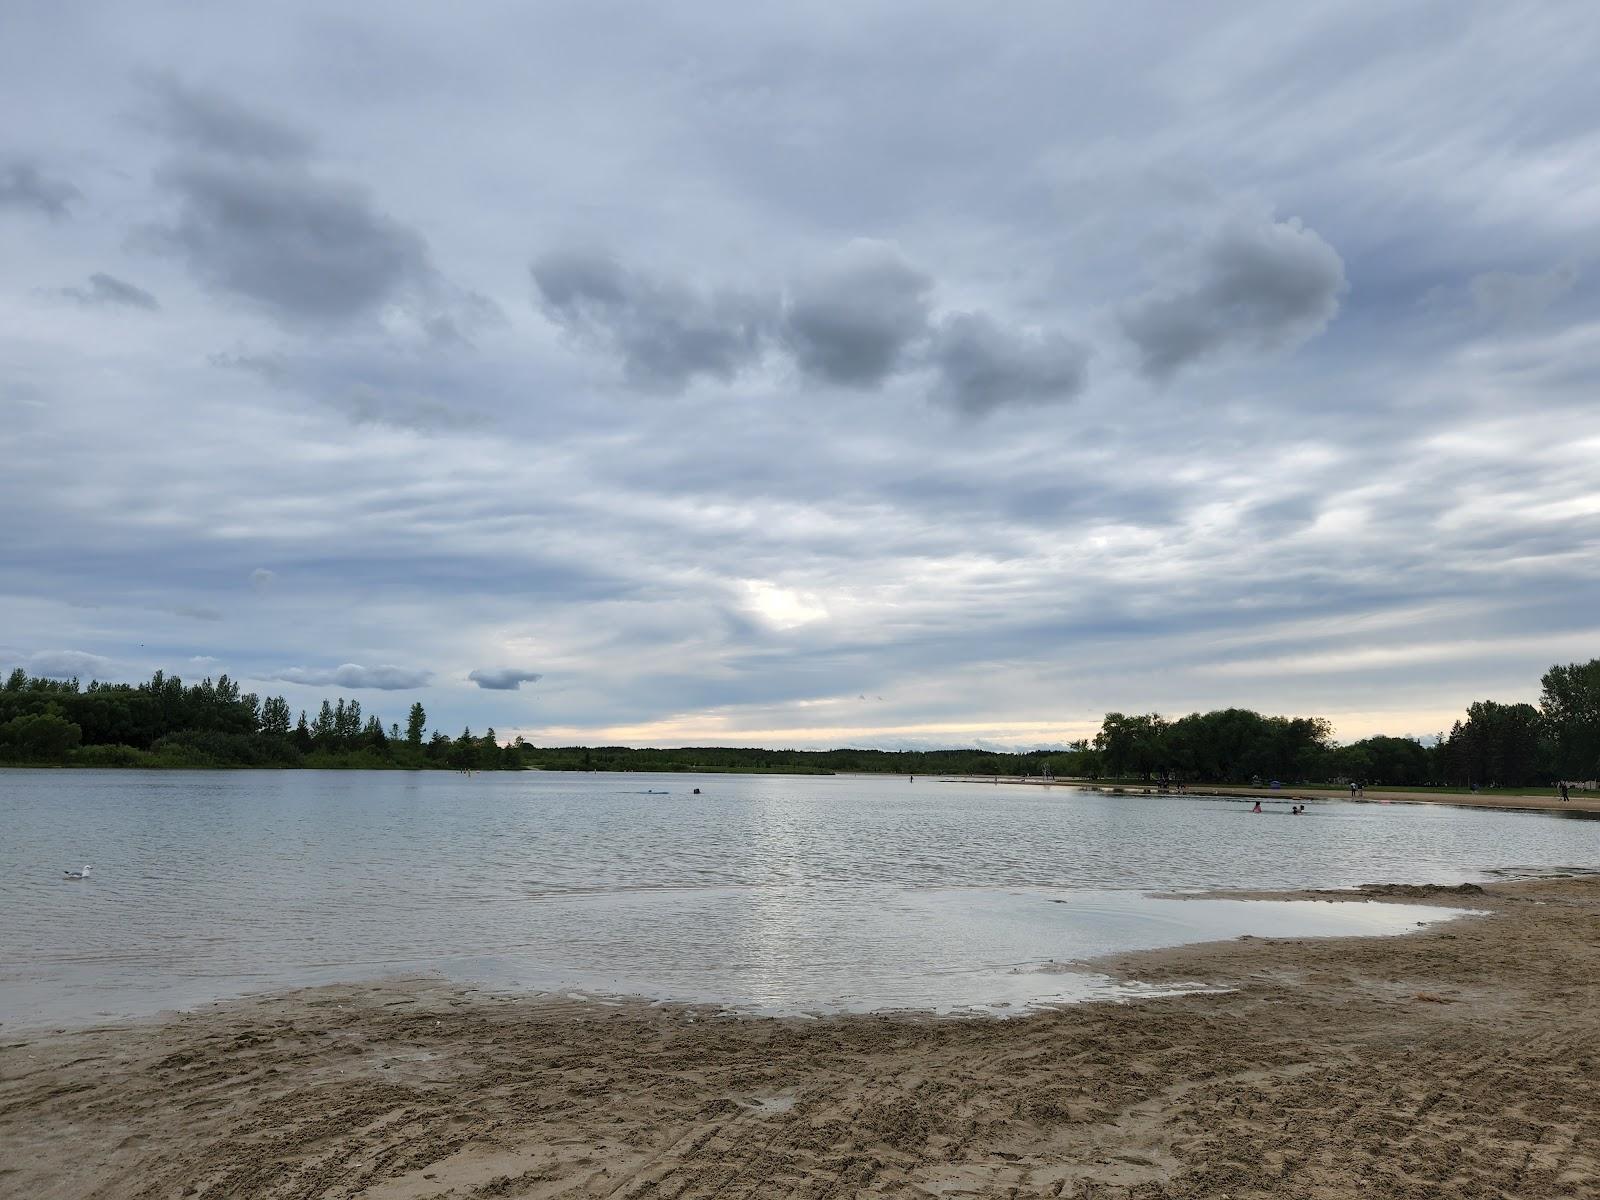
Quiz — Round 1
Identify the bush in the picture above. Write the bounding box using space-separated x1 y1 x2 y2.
71 743 152 767
0 711 83 761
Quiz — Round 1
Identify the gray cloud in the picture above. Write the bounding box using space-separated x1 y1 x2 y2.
467 667 544 690
928 313 1090 415
25 650 113 680
145 76 312 162
171 605 223 621
1120 214 1347 379
0 160 79 218
269 663 431 690
533 250 773 390
249 568 276 589
150 160 433 326
1470 264 1578 325
62 272 160 311
780 240 933 387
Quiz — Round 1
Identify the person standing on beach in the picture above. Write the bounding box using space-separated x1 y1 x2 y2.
1560 781 1570 802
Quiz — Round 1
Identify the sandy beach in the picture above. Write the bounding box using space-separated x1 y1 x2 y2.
949 777 1600 816
3 875 1597 1199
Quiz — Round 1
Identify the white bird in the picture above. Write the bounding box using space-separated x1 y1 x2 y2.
63 864 92 879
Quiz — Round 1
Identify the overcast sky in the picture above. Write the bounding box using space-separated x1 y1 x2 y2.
4 2 1599 748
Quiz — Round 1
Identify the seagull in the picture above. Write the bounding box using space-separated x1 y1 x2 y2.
64 864 92 879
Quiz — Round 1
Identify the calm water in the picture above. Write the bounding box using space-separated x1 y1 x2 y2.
4 769 1594 1029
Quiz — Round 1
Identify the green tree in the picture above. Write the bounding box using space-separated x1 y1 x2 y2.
1540 659 1600 780
0 710 83 760
406 702 427 747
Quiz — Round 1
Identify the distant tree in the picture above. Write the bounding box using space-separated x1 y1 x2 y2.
1541 659 1600 780
313 700 336 748
335 698 362 742
406 702 426 747
1438 700 1545 787
260 696 292 737
0 710 82 760
292 710 313 753
1095 712 1168 780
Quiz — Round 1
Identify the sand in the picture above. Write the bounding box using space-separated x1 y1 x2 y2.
4 876 1599 1199
950 776 1600 815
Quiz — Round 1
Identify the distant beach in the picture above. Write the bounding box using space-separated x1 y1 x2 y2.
948 776 1600 816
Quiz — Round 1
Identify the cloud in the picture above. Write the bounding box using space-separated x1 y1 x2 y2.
467 667 544 690
533 250 773 390
25 650 113 680
1470 264 1578 324
144 76 312 162
0 160 79 218
780 239 933 387
927 312 1090 415
150 160 434 326
138 84 484 333
62 272 160 311
249 568 276 589
1119 213 1347 379
171 605 223 621
269 663 431 690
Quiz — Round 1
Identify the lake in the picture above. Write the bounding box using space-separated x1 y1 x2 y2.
4 769 1594 1029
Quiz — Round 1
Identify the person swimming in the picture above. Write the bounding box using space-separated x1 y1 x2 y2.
1251 800 1262 813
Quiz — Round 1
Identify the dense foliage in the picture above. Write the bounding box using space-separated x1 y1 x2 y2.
0 669 520 770
3 656 1597 786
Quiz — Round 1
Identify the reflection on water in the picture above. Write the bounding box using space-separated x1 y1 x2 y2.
2 769 1587 1028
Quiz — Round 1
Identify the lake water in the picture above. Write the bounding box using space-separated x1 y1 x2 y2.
4 769 1594 1029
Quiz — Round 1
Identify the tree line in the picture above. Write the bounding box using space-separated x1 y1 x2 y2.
0 669 522 770
1079 658 1599 788
3 657 1596 785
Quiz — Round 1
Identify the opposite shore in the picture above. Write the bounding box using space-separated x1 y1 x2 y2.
943 775 1600 815
5 874 1596 1198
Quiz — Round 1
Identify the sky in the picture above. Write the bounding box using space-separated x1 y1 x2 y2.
4 1 1599 750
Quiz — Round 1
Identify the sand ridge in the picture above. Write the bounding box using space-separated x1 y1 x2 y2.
3 877 1599 1198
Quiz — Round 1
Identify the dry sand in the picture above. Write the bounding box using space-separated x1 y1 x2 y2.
4 877 1599 1199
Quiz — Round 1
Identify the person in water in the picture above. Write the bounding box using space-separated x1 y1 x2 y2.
1251 800 1263 813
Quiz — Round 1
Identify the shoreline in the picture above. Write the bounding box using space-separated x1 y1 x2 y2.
5 876 1598 1197
943 775 1600 815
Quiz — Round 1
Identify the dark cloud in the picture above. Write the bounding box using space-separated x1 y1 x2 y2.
1120 214 1347 379
62 272 160 311
927 312 1089 415
780 240 933 387
467 667 544 690
0 160 79 218
533 250 773 390
269 663 431 690
145 76 312 162
150 160 433 326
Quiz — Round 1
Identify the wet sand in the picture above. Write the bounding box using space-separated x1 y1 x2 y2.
4 876 1599 1199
